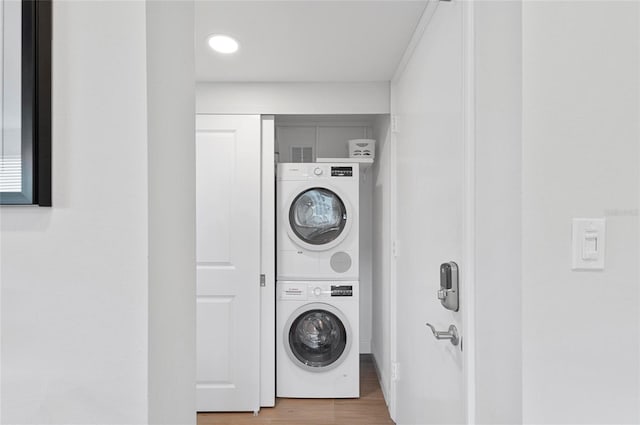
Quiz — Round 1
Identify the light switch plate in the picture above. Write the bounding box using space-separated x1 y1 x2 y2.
572 218 606 270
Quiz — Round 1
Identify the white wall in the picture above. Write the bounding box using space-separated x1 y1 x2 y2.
146 1 196 423
522 2 639 423
196 83 389 115
1 1 149 422
473 2 522 423
370 115 392 400
390 1 466 423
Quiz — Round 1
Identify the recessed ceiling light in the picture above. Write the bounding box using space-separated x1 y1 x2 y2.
207 34 239 54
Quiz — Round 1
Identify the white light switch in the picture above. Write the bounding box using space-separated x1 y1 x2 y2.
581 232 598 260
572 218 606 270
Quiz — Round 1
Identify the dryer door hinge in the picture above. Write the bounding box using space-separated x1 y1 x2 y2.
260 274 266 287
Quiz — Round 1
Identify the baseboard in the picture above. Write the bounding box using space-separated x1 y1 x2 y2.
370 342 390 406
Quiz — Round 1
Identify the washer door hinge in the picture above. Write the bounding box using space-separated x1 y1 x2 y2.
260 274 266 287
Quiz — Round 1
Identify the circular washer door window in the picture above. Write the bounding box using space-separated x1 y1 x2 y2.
288 308 347 369
289 188 347 246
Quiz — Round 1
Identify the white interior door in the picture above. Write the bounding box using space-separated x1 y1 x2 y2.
390 1 467 423
196 114 261 412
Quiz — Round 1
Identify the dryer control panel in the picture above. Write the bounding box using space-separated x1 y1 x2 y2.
331 166 353 177
277 163 359 180
331 285 353 296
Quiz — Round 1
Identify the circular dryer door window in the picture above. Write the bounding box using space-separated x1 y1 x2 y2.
289 188 347 246
288 308 348 370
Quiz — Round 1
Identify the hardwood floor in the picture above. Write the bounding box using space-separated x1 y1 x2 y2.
198 354 395 425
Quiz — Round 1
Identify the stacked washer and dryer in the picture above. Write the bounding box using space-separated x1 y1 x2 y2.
276 162 360 398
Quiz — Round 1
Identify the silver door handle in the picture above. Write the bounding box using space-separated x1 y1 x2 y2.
425 323 460 346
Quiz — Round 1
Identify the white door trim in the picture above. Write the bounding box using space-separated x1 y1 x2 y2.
388 124 399 422
462 0 477 422
260 115 276 407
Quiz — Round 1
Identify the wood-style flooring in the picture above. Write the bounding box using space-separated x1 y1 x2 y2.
198 354 395 425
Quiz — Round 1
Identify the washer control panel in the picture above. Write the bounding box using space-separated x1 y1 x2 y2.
279 283 307 300
279 281 357 300
306 284 353 298
308 283 332 299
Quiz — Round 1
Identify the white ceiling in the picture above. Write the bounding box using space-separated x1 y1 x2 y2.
195 1 428 82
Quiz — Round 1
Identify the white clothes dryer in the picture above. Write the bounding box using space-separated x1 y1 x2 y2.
277 163 359 281
276 280 359 398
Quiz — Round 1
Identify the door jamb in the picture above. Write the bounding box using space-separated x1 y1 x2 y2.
260 115 276 408
388 124 399 421
462 0 477 422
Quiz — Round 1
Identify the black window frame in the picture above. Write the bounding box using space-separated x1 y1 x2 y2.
0 0 51 206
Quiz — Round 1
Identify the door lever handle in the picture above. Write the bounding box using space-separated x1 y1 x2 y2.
425 323 460 346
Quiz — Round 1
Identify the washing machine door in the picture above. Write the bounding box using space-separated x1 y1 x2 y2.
285 303 352 372
288 187 350 251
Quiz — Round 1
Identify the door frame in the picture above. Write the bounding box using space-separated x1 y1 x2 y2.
260 115 276 407
461 0 477 422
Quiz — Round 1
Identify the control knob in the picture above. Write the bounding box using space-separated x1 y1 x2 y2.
313 167 323 176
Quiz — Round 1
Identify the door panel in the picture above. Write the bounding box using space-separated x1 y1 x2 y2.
391 1 466 423
196 114 261 412
196 130 235 264
197 296 233 383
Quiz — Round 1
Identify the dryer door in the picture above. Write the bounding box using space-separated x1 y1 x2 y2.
285 304 352 372
288 187 348 249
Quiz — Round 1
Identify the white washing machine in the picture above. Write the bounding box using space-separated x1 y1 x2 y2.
277 162 359 281
276 280 359 398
